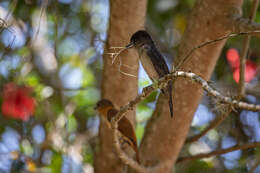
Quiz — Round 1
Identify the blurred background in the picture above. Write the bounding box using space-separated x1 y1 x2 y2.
0 0 260 172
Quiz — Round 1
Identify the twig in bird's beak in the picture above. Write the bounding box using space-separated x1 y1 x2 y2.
125 42 134 49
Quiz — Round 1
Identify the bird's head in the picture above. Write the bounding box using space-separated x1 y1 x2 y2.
126 30 154 49
94 99 114 116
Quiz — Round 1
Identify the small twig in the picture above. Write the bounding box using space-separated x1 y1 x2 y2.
248 159 260 173
185 106 232 143
176 30 260 69
177 142 260 163
32 0 48 42
107 46 127 64
239 0 259 97
106 46 137 78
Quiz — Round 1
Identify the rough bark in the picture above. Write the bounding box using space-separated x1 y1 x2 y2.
94 0 147 172
139 0 243 172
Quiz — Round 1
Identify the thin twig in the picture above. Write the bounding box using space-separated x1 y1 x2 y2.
176 30 260 70
106 46 137 77
33 0 48 42
248 159 260 173
185 106 232 143
107 46 127 64
177 142 260 163
239 0 259 97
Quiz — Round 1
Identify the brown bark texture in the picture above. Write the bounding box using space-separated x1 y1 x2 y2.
94 0 147 172
138 0 244 172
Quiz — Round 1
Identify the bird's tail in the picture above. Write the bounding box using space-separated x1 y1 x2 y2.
168 81 174 118
132 143 140 163
135 149 140 164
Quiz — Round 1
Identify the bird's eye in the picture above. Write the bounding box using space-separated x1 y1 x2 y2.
142 44 150 50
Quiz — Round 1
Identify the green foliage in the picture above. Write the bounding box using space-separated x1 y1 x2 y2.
136 124 145 143
67 115 78 133
50 152 63 172
186 160 212 173
83 147 94 165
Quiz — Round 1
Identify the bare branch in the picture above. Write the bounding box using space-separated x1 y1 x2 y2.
185 106 232 143
239 0 259 97
177 142 260 163
111 70 260 143
249 159 260 173
233 16 260 35
175 30 260 69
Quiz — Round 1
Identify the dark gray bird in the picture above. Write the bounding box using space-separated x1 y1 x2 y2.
126 30 173 117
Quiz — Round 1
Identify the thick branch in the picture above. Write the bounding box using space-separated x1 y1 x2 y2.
113 71 260 126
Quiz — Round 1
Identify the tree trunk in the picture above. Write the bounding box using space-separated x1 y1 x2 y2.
94 0 147 172
139 0 243 172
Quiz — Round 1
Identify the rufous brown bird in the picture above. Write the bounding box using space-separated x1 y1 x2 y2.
126 30 173 117
95 99 140 163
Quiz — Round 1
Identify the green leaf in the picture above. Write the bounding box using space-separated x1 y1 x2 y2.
136 124 144 142
50 152 62 172
67 115 78 133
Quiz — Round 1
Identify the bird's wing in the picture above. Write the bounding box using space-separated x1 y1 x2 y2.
107 108 118 122
146 44 170 78
107 108 140 162
107 109 137 149
118 117 138 152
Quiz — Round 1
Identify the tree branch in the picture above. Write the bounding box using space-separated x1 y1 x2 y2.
186 0 260 144
175 30 260 69
239 0 259 97
177 142 260 163
232 12 260 36
108 70 260 171
185 106 232 143
249 159 260 173
113 71 260 125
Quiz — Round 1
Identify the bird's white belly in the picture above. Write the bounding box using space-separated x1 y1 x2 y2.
139 53 159 81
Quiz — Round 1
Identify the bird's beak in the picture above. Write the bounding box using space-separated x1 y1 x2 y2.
126 42 134 49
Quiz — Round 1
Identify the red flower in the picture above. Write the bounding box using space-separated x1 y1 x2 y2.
226 48 258 83
226 48 240 69
1 83 36 121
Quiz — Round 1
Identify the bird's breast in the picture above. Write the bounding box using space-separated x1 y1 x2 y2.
138 50 159 81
